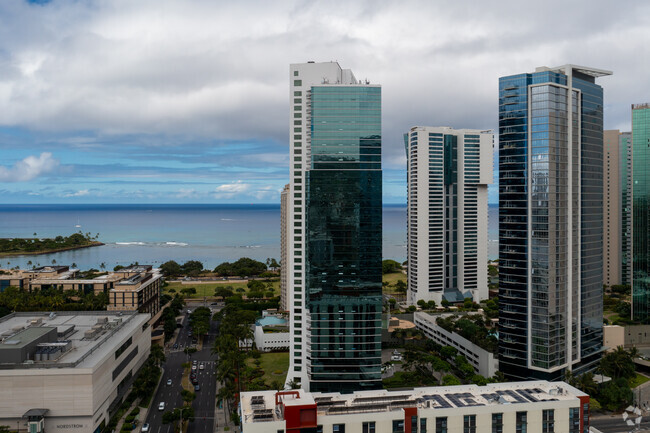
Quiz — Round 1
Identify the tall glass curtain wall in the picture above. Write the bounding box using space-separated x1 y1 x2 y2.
306 86 383 392
633 107 650 321
572 75 605 370
498 70 604 380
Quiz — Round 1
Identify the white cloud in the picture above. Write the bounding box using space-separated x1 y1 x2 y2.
214 181 250 199
0 152 59 182
64 189 89 197
175 188 197 198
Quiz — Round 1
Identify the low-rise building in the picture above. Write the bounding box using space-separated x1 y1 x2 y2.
414 311 498 378
0 311 151 433
107 265 162 316
253 314 290 352
240 381 589 433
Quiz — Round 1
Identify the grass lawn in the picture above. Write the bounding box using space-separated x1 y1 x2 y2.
383 272 406 294
164 280 280 298
247 352 290 387
630 373 650 388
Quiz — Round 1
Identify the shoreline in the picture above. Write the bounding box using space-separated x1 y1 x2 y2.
0 241 105 258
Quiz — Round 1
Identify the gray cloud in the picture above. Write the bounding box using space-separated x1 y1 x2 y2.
0 0 648 201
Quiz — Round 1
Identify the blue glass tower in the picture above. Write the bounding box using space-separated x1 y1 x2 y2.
498 65 611 380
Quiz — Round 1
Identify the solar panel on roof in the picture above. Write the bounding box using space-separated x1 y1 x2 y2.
428 395 452 408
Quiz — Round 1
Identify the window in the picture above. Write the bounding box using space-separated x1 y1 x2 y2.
333 424 345 433
464 415 476 433
569 408 580 433
393 420 405 433
492 413 503 433
582 403 589 433
516 412 527 433
411 415 418 433
420 418 427 433
294 80 302 86
542 409 554 433
435 417 447 433
362 422 376 433
293 70 299 76
294 91 302 96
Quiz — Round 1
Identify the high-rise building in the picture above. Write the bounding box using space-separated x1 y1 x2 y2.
280 183 289 311
620 132 633 286
286 62 382 392
603 130 622 286
498 65 611 381
632 103 650 321
405 126 493 306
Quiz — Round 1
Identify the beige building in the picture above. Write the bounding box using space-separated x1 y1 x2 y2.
241 381 589 433
107 265 162 316
0 311 150 433
280 183 289 312
604 324 650 351
1 265 162 317
603 130 622 286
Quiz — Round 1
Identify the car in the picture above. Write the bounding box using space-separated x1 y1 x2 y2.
187 309 192 314
194 384 200 391
158 402 165 411
199 364 204 370
173 343 178 349
191 377 199 385
166 379 172 386
141 423 150 432
191 365 197 371
192 360 197 365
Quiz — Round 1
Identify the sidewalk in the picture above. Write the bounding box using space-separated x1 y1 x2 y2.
213 381 235 433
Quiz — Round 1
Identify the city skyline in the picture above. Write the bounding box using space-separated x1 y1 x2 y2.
1 0 649 204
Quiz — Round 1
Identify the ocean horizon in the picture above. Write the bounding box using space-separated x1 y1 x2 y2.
0 203 498 270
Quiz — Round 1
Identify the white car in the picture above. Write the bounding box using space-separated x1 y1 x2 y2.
191 365 197 371
141 423 150 432
166 379 172 386
199 364 204 370
158 402 165 411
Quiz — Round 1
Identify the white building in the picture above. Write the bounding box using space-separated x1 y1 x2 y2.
0 311 151 433
253 315 290 352
406 126 493 305
240 381 589 433
414 311 498 378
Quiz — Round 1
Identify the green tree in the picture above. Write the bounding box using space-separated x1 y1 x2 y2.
247 280 265 291
395 280 407 293
160 260 182 277
382 259 402 274
442 374 461 386
598 378 633 411
215 287 235 299
182 260 204 277
600 347 635 380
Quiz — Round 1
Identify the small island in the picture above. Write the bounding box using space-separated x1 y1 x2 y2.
0 233 104 257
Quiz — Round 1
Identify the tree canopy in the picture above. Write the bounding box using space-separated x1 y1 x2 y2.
214 257 267 278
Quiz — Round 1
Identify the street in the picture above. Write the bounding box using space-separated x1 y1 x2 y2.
144 306 219 433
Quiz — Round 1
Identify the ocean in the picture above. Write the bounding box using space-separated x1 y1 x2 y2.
0 204 498 270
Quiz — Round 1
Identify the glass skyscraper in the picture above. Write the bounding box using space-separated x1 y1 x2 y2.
632 104 650 321
286 62 382 393
498 65 611 381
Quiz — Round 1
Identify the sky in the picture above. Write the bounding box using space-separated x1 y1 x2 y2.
0 0 649 204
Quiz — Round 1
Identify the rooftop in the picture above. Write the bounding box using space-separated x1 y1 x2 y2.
0 311 149 370
241 381 587 424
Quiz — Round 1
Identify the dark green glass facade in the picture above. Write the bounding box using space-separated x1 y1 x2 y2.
632 105 650 321
306 86 382 393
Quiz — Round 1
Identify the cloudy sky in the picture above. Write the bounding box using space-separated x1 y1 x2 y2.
1 0 648 204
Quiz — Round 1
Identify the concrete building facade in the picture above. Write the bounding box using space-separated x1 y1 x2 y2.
603 130 622 287
0 311 151 433
286 61 383 393
414 311 498 378
406 126 492 305
241 381 589 433
498 65 611 381
281 183 289 311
